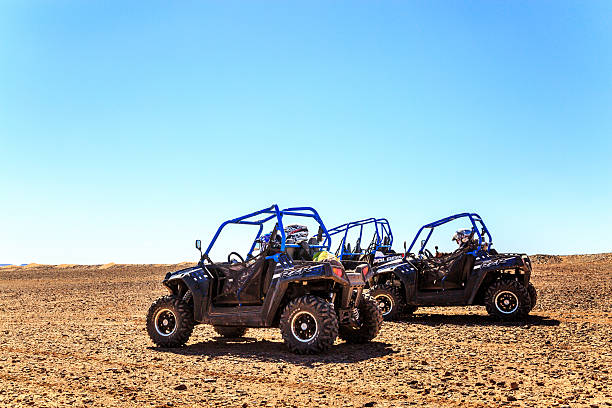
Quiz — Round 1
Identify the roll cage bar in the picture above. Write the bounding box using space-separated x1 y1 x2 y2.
406 213 493 257
328 218 393 259
203 204 332 261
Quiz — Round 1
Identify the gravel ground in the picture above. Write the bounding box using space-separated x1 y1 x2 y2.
0 254 610 407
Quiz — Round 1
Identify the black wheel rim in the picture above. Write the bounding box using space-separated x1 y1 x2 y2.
154 309 177 336
494 291 519 314
375 294 393 316
290 311 318 342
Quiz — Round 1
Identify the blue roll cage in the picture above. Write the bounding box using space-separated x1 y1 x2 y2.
327 218 393 259
203 204 332 261
407 213 493 257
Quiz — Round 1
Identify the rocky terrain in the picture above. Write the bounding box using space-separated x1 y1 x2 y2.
0 254 610 407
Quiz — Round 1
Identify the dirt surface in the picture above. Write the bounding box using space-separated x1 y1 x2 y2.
1 255 611 407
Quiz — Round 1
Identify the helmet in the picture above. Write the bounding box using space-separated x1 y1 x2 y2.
452 228 473 245
259 224 309 247
284 224 309 244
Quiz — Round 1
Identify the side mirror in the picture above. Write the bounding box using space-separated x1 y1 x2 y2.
420 239 425 248
403 241 407 252
195 240 201 250
317 226 323 243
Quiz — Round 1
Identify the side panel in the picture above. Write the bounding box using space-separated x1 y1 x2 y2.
414 289 466 306
208 305 264 327
463 268 489 304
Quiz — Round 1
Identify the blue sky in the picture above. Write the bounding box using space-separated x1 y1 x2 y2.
1 1 611 264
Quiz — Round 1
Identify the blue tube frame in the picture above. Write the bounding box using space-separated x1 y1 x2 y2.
327 218 393 259
203 204 332 261
406 213 493 257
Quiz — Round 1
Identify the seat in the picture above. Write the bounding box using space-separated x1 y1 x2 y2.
212 255 268 305
381 236 391 253
419 248 467 290
354 238 362 255
440 253 475 289
441 256 466 289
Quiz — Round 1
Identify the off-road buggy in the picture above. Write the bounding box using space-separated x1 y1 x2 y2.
146 205 382 354
367 213 537 321
328 217 404 280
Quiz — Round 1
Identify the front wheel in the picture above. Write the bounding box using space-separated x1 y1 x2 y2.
338 294 383 343
146 295 195 347
484 280 531 320
369 284 404 321
279 295 338 354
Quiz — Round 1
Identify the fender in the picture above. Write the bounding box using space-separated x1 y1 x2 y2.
263 261 327 326
262 260 355 326
163 266 211 322
371 260 418 302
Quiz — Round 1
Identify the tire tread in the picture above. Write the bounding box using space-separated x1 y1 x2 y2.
484 280 531 320
279 295 338 354
146 295 195 347
338 294 383 343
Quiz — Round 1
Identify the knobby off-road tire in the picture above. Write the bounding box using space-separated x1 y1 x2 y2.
279 295 338 354
338 294 383 344
213 326 248 338
146 295 195 347
183 290 194 307
484 280 531 320
369 284 404 321
527 283 537 311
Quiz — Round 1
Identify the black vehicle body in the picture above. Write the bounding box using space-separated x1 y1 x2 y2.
371 251 532 306
147 205 382 354
367 213 536 320
163 253 368 328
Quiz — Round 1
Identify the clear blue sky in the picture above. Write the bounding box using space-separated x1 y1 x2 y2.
1 1 611 264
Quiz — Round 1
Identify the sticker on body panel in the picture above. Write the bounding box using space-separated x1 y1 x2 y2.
373 252 404 265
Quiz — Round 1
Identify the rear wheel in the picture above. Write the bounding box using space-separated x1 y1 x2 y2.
338 294 383 343
213 326 248 338
369 284 404 321
527 283 537 311
484 280 531 320
146 295 195 347
279 295 338 354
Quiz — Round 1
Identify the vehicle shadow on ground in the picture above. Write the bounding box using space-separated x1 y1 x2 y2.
152 338 397 366
404 313 560 327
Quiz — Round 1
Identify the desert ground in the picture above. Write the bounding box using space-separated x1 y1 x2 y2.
0 254 610 408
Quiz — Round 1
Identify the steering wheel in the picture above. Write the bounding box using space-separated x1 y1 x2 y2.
423 249 434 259
228 252 244 264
